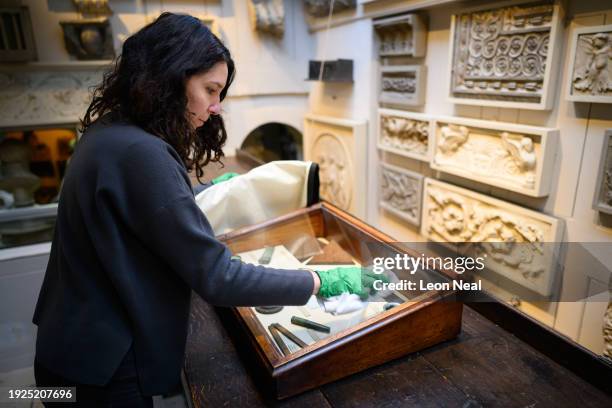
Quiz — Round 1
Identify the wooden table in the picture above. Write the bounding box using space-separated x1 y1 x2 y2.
183 294 612 407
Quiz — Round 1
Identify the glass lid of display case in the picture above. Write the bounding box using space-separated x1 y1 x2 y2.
219 202 456 364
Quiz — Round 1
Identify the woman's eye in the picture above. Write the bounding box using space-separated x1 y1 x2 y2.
206 88 214 94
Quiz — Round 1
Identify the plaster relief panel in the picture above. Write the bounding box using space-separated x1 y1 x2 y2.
373 13 427 58
422 178 563 296
249 0 284 37
379 163 423 226
379 65 425 107
593 130 612 215
431 116 558 197
377 109 432 162
0 68 104 128
304 114 367 218
304 0 356 17
448 1 562 110
567 24 612 104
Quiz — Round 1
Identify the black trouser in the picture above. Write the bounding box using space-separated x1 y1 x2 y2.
34 347 153 407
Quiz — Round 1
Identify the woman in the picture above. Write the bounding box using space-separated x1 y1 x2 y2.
32 13 367 407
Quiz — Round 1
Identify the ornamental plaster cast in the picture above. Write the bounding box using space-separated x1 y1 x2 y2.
303 0 356 17
0 69 103 128
379 163 423 226
449 2 561 109
377 109 431 162
593 130 612 215
431 117 558 197
250 0 284 37
373 13 427 58
422 178 563 295
311 133 352 210
304 115 367 218
379 65 425 107
567 24 612 103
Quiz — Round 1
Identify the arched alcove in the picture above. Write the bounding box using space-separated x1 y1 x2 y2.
240 122 302 163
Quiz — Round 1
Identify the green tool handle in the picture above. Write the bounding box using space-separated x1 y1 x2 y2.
290 316 331 333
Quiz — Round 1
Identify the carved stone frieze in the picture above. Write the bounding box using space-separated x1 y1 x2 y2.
373 13 427 58
379 163 423 226
304 0 356 17
60 18 115 60
431 117 558 197
312 133 352 210
377 109 431 162
567 24 612 103
379 65 425 107
0 68 104 128
72 0 112 15
250 0 284 37
593 130 612 215
422 178 563 295
449 2 561 109
304 115 367 217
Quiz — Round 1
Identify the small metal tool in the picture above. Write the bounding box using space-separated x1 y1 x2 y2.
290 316 331 333
255 306 283 314
271 323 308 348
268 325 290 356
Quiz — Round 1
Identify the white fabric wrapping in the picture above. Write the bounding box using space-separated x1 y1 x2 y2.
195 160 314 235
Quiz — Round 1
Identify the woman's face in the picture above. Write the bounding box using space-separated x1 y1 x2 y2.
186 61 228 128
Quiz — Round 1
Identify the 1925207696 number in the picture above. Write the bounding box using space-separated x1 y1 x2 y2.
2 387 76 402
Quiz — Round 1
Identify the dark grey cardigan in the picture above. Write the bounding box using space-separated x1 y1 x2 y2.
33 115 313 395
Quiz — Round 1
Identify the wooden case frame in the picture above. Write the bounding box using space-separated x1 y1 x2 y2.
217 202 463 399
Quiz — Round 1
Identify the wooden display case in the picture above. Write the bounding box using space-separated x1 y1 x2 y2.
217 202 463 399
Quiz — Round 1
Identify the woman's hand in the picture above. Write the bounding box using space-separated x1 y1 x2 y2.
314 267 389 299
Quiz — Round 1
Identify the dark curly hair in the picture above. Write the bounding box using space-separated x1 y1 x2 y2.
80 12 235 181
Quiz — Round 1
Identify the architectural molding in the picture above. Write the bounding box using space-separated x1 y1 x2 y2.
593 130 612 215
379 65 426 107
447 1 563 110
421 178 564 296
377 108 432 162
566 24 612 104
304 114 367 218
379 162 423 226
431 116 558 197
373 13 427 58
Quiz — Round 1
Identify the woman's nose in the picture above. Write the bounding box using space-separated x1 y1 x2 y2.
208 103 221 115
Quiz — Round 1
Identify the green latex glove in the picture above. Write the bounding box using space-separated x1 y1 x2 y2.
212 172 239 184
316 267 389 300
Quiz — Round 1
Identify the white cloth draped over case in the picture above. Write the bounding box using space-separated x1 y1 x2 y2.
195 160 319 235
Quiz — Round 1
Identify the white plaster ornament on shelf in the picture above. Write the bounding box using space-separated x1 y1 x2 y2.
373 13 427 58
377 109 432 162
593 130 612 215
448 1 563 110
304 114 367 218
379 65 426 107
379 162 423 226
421 178 564 296
249 0 285 37
566 24 612 104
431 116 558 198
